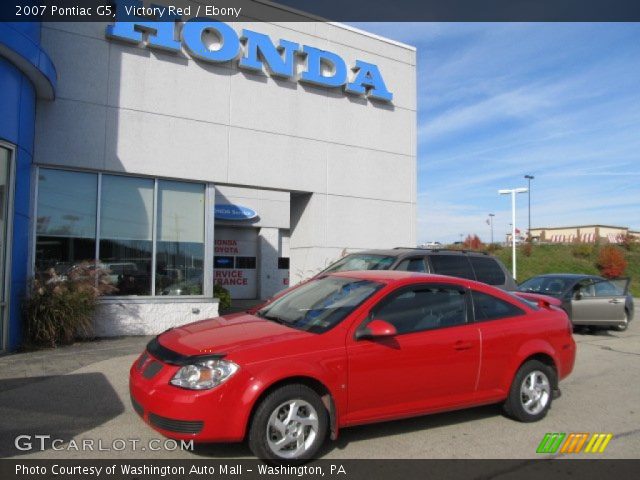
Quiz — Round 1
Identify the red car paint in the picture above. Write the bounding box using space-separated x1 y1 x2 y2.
130 271 575 442
513 291 563 307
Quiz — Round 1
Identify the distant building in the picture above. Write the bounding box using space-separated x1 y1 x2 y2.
526 225 640 244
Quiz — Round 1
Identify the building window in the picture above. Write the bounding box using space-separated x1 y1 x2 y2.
155 181 205 296
278 257 290 269
214 256 234 269
236 256 257 269
100 175 154 295
35 169 97 276
35 169 206 297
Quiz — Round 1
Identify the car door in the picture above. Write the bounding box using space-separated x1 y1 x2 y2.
570 278 629 325
469 289 529 398
345 283 480 424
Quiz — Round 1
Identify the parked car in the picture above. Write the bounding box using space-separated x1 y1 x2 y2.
130 271 576 461
518 274 634 331
319 248 518 290
247 247 560 315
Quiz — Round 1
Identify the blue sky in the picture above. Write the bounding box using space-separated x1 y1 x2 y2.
352 23 640 244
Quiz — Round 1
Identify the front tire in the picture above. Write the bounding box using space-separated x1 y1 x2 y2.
504 360 555 422
248 384 328 462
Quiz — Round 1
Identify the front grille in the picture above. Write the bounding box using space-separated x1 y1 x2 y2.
142 360 163 379
130 395 144 417
148 413 204 434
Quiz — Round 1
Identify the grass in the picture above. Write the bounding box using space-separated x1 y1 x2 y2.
492 243 640 297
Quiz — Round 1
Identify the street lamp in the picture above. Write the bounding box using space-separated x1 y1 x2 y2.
524 175 535 239
488 213 495 244
498 187 528 279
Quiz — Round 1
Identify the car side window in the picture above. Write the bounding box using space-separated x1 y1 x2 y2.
593 279 624 296
472 291 525 321
576 279 596 298
372 286 468 334
469 256 505 286
396 257 427 273
428 254 476 280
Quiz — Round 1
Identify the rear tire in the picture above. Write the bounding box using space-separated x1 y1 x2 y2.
504 360 555 422
248 384 328 463
612 311 629 332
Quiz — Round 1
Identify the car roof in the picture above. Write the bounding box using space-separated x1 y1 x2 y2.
328 270 482 287
530 273 601 279
347 248 490 258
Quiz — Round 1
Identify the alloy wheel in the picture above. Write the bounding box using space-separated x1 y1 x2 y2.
266 399 319 459
520 370 551 415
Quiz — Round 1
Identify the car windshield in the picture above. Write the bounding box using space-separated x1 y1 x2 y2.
322 254 396 274
519 276 575 296
256 276 383 334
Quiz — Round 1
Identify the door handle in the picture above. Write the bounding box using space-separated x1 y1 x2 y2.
609 299 622 304
454 340 473 351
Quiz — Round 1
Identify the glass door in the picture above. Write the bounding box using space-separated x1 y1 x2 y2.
0 146 11 352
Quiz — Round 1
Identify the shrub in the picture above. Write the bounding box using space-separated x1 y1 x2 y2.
521 242 532 257
214 283 232 311
618 233 636 251
486 243 502 253
596 246 628 278
463 234 483 251
572 243 593 259
23 262 115 348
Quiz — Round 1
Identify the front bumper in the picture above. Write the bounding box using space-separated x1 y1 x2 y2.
129 352 249 442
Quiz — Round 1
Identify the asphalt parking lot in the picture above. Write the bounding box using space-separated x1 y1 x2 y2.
1 314 639 460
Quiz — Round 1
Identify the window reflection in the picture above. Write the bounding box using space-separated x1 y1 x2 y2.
99 175 154 295
156 181 205 296
35 170 97 278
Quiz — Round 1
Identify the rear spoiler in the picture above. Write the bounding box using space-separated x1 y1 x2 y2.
513 291 562 309
536 298 552 309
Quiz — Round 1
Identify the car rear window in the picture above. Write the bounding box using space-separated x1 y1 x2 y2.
469 256 506 286
472 291 526 321
429 254 476 280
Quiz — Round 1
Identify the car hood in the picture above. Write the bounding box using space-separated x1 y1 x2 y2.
514 291 563 307
156 312 313 356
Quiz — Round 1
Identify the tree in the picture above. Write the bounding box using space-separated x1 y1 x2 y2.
597 246 627 278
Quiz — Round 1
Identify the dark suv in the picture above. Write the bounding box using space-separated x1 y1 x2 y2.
320 248 518 291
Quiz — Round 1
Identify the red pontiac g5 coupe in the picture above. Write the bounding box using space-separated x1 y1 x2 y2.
130 271 576 461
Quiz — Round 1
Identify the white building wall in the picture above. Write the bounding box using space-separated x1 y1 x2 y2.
32 7 417 333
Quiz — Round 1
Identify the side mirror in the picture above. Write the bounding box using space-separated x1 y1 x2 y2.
356 319 397 340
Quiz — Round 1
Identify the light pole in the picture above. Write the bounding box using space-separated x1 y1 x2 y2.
488 213 495 244
524 175 534 239
498 187 528 279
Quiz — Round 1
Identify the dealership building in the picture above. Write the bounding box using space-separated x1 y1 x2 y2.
0 3 417 351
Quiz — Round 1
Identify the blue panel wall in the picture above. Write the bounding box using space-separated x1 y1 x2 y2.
0 22 56 351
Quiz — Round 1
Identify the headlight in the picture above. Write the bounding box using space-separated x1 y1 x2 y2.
170 360 239 390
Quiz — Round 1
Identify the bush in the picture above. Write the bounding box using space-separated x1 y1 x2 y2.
618 233 637 251
463 234 484 251
521 242 532 257
23 262 115 348
214 283 232 311
596 246 628 278
486 243 502 253
571 243 593 259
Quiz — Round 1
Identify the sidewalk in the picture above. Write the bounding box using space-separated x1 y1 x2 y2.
0 336 151 380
